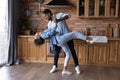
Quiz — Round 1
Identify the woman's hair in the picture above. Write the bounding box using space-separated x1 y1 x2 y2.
34 37 45 45
42 9 53 15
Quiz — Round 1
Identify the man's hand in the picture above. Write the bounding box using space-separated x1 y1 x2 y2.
53 15 70 23
53 17 58 23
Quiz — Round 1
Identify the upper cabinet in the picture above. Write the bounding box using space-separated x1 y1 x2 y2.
107 0 119 17
77 0 119 18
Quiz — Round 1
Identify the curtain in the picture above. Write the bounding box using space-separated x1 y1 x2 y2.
7 0 20 66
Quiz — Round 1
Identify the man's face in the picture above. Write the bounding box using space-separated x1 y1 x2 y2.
43 13 52 20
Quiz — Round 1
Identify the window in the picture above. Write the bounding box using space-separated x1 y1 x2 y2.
0 0 8 66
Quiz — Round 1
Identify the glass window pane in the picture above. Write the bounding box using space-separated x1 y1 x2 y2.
79 0 85 16
110 0 116 16
0 0 8 66
88 0 95 16
99 0 105 16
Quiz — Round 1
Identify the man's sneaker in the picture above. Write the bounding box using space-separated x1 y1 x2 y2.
50 65 57 73
75 66 81 74
86 36 99 44
62 70 72 75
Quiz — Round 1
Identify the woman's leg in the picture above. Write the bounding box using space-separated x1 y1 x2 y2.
58 31 87 45
59 44 72 75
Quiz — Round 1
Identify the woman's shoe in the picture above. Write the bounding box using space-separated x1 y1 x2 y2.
62 70 72 75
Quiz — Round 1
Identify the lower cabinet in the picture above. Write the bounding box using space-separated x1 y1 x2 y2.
74 40 87 64
87 44 108 64
118 41 120 64
18 36 46 62
18 36 120 66
74 40 108 65
18 37 28 60
46 40 65 58
108 40 119 65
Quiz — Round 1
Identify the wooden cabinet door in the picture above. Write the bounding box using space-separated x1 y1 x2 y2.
116 40 120 64
27 37 47 62
87 0 97 17
108 40 119 64
46 40 65 58
74 40 88 64
18 36 47 62
18 37 28 60
107 0 119 17
86 44 95 63
77 0 86 17
86 43 108 64
27 37 38 61
93 43 108 64
36 41 47 61
97 0 107 17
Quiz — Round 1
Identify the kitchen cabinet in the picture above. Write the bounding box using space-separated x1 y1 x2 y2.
117 41 120 64
18 37 28 60
74 40 88 64
77 0 119 18
18 36 46 62
107 0 119 17
18 36 120 66
108 40 119 64
46 40 65 58
87 43 108 64
74 40 108 65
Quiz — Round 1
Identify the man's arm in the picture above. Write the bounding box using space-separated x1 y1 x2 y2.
57 15 70 22
53 13 71 23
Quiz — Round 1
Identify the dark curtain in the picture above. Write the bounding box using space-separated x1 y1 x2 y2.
7 0 20 65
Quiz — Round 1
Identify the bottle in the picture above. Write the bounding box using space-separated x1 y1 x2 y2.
100 0 104 6
113 25 119 38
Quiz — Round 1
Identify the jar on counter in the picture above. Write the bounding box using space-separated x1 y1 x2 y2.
113 26 119 38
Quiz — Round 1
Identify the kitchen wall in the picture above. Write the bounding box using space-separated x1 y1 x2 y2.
20 0 120 34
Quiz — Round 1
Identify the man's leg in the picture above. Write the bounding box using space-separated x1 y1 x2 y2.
53 45 61 67
67 40 81 74
50 45 61 73
67 40 79 66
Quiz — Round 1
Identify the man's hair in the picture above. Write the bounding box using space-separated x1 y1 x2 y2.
42 9 52 15
34 37 45 45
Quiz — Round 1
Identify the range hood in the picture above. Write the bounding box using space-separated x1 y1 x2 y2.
46 0 70 7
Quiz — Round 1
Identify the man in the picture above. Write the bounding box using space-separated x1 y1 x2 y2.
42 9 80 74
